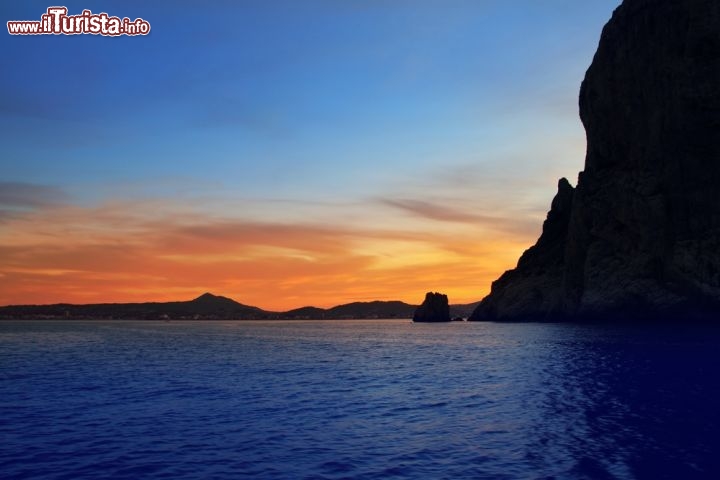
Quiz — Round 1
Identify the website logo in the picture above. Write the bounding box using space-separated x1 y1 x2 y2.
7 7 151 36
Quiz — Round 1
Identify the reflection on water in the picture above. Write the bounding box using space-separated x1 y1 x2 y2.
1 320 719 479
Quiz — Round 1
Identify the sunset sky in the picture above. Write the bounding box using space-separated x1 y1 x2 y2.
1 0 620 310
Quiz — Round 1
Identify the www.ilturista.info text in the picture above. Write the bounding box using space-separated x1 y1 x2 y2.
7 7 150 36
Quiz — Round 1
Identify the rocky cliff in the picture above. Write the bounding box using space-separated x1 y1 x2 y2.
413 292 451 323
471 0 720 322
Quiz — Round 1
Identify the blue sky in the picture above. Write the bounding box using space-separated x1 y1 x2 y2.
0 1 622 308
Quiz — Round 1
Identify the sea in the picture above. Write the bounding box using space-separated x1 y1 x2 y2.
1 319 719 480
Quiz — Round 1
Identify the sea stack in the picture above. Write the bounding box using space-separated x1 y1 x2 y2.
471 0 720 322
413 292 451 323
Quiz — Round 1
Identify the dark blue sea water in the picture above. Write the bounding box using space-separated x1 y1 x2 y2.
1 320 720 479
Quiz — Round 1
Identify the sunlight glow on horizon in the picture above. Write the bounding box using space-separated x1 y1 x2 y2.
0 1 621 309
0 194 534 309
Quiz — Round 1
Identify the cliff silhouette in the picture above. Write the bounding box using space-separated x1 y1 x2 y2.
0 293 476 320
413 292 451 323
471 0 720 322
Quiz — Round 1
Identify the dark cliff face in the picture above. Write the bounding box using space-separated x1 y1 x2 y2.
472 179 575 321
471 0 720 321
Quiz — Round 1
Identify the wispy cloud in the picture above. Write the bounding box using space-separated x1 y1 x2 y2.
379 198 486 223
0 182 68 208
0 193 532 309
378 195 544 241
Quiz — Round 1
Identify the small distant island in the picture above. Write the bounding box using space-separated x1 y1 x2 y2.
0 292 479 321
413 292 452 323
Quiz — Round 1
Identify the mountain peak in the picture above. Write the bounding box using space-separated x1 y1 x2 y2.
194 292 218 300
192 292 234 304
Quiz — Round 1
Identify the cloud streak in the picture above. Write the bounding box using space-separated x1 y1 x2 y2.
0 182 68 208
379 198 487 223
0 194 534 309
378 196 543 239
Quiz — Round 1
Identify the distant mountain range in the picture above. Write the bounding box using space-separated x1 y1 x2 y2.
0 293 480 320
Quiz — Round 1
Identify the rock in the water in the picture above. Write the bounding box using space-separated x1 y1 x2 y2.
413 292 451 323
471 0 720 322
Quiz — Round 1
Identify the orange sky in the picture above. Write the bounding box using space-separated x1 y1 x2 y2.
0 2 610 311
0 191 547 310
0 126 586 311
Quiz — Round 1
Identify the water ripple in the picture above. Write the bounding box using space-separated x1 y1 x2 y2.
2 320 720 479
